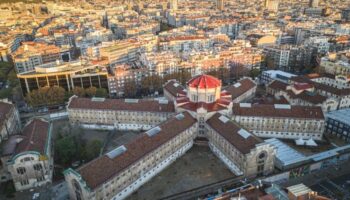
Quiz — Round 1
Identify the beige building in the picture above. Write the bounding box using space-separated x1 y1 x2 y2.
232 103 325 141
5 119 53 191
64 75 277 200
67 96 175 130
206 114 275 177
64 112 198 200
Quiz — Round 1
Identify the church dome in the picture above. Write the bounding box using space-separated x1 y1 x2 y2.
187 74 221 89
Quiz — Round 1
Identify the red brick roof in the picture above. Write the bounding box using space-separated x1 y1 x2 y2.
163 80 186 97
187 74 221 89
232 104 324 119
15 119 49 155
77 112 197 190
224 78 256 100
206 113 261 154
68 97 175 113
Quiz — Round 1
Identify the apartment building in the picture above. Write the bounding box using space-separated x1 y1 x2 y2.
12 42 63 73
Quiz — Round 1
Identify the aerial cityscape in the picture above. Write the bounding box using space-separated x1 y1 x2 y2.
0 0 350 199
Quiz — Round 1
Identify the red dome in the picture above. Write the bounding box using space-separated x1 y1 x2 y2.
187 74 221 89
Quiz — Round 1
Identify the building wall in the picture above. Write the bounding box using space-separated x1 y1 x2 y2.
206 125 275 177
232 115 324 140
7 153 52 191
0 105 21 143
65 124 197 200
326 118 350 142
68 108 175 130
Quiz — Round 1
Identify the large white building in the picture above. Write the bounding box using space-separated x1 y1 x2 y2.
64 74 277 200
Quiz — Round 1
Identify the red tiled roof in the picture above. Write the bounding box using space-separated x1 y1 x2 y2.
163 80 185 98
232 104 324 119
68 97 175 113
293 82 313 91
206 113 261 154
268 80 288 91
178 100 227 112
225 78 256 100
15 119 49 155
77 112 197 190
187 74 221 89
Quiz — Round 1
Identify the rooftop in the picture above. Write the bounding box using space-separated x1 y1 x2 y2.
187 74 221 89
75 112 197 190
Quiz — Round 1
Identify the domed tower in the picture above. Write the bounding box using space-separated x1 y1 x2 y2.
187 74 222 103
175 74 232 135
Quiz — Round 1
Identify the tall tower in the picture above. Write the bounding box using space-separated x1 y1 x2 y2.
169 0 178 10
217 0 224 10
309 0 319 7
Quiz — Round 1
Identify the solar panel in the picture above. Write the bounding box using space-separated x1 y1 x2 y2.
146 126 162 137
125 99 139 103
106 145 127 159
219 115 229 123
238 129 251 139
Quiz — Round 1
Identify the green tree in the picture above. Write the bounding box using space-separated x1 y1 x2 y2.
72 87 85 97
25 86 66 107
55 136 77 166
85 139 102 161
250 68 261 79
124 81 137 97
141 75 162 94
85 87 97 97
95 88 108 98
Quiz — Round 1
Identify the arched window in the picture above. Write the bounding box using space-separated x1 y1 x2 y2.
256 151 267 176
72 179 82 200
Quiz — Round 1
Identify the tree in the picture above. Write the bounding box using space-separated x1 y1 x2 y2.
25 86 66 107
72 87 85 97
55 136 77 166
85 87 97 97
141 75 162 94
250 68 261 79
95 88 108 98
124 81 137 97
85 139 102 161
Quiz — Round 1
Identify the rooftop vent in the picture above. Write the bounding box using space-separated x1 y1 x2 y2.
175 113 185 120
239 103 252 108
233 82 242 88
125 99 139 103
219 115 229 123
274 104 291 109
238 129 251 139
91 97 105 102
106 145 127 159
146 126 162 137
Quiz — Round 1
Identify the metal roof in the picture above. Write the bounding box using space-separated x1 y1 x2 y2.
265 138 306 166
326 108 350 125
